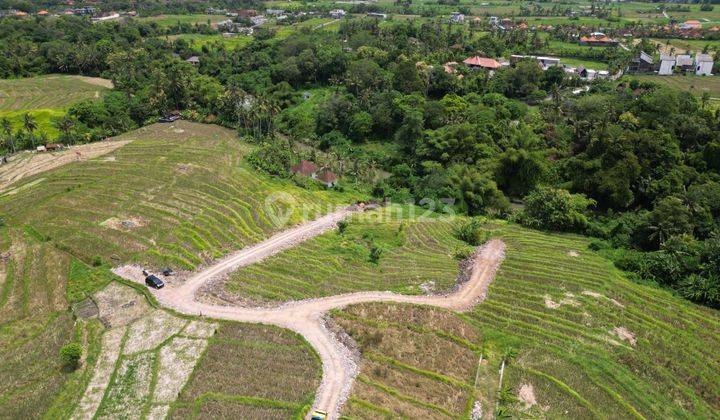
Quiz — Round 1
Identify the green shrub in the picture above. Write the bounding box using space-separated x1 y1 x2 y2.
518 187 595 232
455 218 488 246
60 343 82 369
368 243 383 264
337 220 349 234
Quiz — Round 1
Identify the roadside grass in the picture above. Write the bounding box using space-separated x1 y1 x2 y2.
169 322 320 419
223 205 468 303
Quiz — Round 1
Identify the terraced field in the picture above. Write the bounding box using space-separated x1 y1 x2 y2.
169 323 320 419
0 75 111 111
222 206 469 303
228 216 720 417
0 75 112 138
0 121 356 419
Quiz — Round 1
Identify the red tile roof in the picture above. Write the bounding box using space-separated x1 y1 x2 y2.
318 169 337 183
580 35 616 44
291 160 318 176
463 56 501 69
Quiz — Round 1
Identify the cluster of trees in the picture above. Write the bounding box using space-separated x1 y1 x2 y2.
1 13 718 307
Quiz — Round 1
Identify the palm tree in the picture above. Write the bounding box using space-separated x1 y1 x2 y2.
1 118 15 154
23 113 38 147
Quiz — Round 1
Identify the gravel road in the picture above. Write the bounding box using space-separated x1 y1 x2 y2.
113 209 506 419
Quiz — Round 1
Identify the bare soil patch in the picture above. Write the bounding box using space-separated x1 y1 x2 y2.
182 320 218 338
100 216 148 231
544 292 580 309
611 327 637 346
154 337 208 403
123 309 186 354
94 282 149 328
567 250 580 257
518 383 537 408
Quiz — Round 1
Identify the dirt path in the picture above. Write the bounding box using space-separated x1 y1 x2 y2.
114 210 506 419
0 140 130 192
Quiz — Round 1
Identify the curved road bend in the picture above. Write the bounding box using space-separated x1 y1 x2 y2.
114 208 506 419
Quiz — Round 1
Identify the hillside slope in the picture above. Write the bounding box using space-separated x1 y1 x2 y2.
0 121 355 418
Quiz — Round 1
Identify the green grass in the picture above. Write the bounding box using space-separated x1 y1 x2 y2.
164 33 253 50
628 74 720 98
135 14 228 27
224 205 469 302
0 75 111 112
0 108 64 138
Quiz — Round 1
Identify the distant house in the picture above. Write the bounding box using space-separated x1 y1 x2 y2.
443 61 459 74
291 160 318 179
317 169 338 188
658 54 675 75
509 55 560 70
37 10 49 16
579 33 619 47
489 16 499 25
45 143 65 151
695 53 713 75
367 12 387 19
676 54 694 72
628 51 654 73
449 12 464 24
680 19 702 30
463 56 502 71
329 9 346 18
186 56 200 65
265 9 284 15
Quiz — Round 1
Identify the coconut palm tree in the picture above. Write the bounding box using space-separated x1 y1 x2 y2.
23 113 38 147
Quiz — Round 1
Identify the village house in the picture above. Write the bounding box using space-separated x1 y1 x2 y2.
317 169 338 188
329 9 346 19
449 12 464 24
658 54 675 75
367 12 387 19
510 55 560 70
463 56 502 72
186 56 200 66
680 20 702 30
695 53 713 75
291 160 318 179
579 32 619 47
628 51 654 73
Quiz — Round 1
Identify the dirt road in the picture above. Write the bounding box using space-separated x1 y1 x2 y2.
0 140 130 192
114 210 506 419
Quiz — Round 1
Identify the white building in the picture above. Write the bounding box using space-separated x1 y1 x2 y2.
329 9 346 18
695 53 713 75
449 12 464 24
659 54 675 75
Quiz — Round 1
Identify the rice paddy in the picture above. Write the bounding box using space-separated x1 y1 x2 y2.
226 214 720 418
337 222 720 417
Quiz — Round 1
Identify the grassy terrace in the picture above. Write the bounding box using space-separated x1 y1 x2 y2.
169 323 320 419
0 121 355 418
1 121 355 277
232 214 719 417
0 75 112 138
224 206 469 302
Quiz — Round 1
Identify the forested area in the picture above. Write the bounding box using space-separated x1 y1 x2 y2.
0 15 718 307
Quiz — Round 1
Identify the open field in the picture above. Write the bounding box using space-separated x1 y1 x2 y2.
0 75 112 139
0 121 357 418
628 74 720 98
135 14 229 27
0 75 111 112
164 33 253 50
